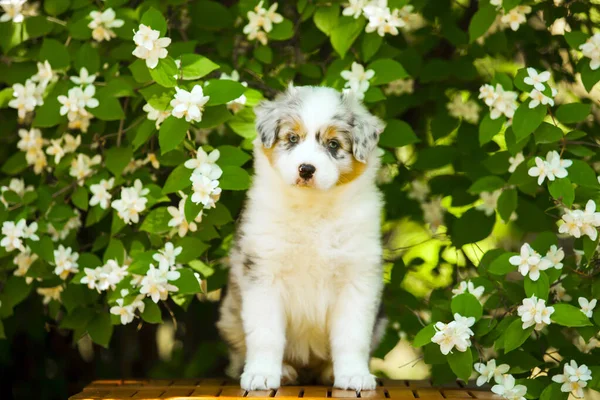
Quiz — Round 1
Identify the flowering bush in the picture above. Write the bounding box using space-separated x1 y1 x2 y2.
0 0 600 398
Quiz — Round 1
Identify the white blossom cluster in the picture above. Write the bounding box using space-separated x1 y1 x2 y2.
527 150 572 186
343 0 424 37
81 259 129 293
447 94 480 124
1 178 34 207
499 5 532 32
522 68 557 108
559 200 600 241
88 8 124 42
340 62 374 100
517 295 554 331
58 69 100 133
474 359 509 386
185 147 223 209
52 245 79 280
478 84 518 120
13 246 38 284
110 289 146 325
47 211 82 242
37 286 63 305
1 219 39 252
46 133 81 164
69 153 102 184
111 179 149 224
90 178 115 210
451 280 485 300
243 1 283 45
579 33 600 71
136 243 183 304
383 78 414 96
476 190 502 217
132 24 171 69
578 297 597 318
431 313 475 355
220 71 248 112
552 360 593 398
167 192 203 238
170 85 210 123
509 243 564 281
491 374 528 400
9 62 53 121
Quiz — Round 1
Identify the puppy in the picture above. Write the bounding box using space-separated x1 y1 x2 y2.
217 85 386 391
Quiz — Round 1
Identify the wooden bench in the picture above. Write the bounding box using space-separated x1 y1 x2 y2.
69 379 502 400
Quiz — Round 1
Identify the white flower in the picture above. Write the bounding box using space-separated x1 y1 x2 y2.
479 84 497 106
431 313 475 355
508 152 524 173
80 267 100 291
578 297 597 318
341 62 375 99
170 85 210 122
70 67 97 86
45 139 65 165
69 154 102 184
190 173 221 208
421 197 444 233
363 2 405 37
452 280 485 300
0 0 26 23
143 103 170 129
92 260 128 292
474 360 510 386
447 95 480 124
88 8 124 42
31 60 55 87
13 247 38 283
524 68 551 91
139 263 180 303
342 0 366 19
1 219 27 252
152 242 183 269
407 180 429 202
580 33 600 71
528 89 554 108
1 178 33 207
132 24 171 69
110 298 136 325
542 245 564 270
492 374 527 400
574 336 599 354
551 282 571 302
9 79 43 119
552 360 592 398
22 221 38 241
243 1 283 45
384 78 414 96
168 195 202 238
90 178 115 209
501 5 531 32
37 286 63 305
111 179 149 224
517 295 554 331
397 5 425 31
558 209 584 238
528 151 570 185
53 245 79 280
559 200 600 241
184 147 222 178
509 243 550 281
476 190 502 217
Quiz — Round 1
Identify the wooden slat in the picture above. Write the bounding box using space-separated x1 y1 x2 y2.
381 379 409 388
132 389 165 398
443 390 473 398
416 389 445 400
359 388 387 398
469 392 501 399
302 387 329 398
247 390 275 397
274 386 303 398
219 387 248 398
160 388 195 397
386 388 414 399
190 386 223 397
408 381 432 388
331 388 358 398
200 378 228 386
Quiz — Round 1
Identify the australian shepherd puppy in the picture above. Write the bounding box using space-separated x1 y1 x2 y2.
217 85 387 391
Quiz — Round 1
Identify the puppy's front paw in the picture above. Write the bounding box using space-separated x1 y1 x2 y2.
241 371 281 391
334 373 377 391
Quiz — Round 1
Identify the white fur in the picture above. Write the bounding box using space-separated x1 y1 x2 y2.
217 86 384 392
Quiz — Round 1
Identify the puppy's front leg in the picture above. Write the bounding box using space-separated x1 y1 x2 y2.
330 278 380 391
240 283 285 391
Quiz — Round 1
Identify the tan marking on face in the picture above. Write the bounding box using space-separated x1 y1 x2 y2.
321 125 352 152
262 144 276 166
337 157 366 185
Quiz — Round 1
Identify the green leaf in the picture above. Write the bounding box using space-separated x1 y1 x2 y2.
479 113 505 145
72 186 89 211
497 188 517 223
548 178 574 207
140 7 167 36
413 324 436 348
204 80 247 106
468 176 505 194
104 146 133 176
564 31 588 49
534 122 563 144
33 81 68 128
163 164 192 194
86 312 113 348
451 293 483 320
540 383 568 400
1 153 27 175
253 45 273 64
159 116 189 154
330 17 365 58
217 145 251 167
512 102 547 142
140 207 172 234
447 347 472 382
172 268 202 294
556 103 591 124
91 91 124 121
133 120 156 150
149 57 178 87
551 304 593 327
104 238 125 264
39 38 70 69
184 195 203 223
75 42 100 74
379 120 419 148
361 33 382 62
129 59 153 83
368 59 408 85
313 5 340 36
580 60 600 92
412 146 457 170
524 272 549 300
469 5 497 42
504 319 533 353
29 236 55 263
141 299 162 323
189 0 233 30
174 237 209 263
269 19 294 41
451 209 495 247
220 166 251 190
488 252 517 275
568 160 599 187
179 54 219 80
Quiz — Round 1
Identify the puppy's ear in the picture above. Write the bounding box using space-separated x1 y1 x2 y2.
342 91 385 163
254 100 279 148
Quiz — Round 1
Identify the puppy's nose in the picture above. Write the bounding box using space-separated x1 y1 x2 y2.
299 164 316 179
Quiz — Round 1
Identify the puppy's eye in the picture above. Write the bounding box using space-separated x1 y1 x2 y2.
328 140 340 150
289 134 299 143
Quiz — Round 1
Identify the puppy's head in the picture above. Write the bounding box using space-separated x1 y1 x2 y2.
254 85 384 190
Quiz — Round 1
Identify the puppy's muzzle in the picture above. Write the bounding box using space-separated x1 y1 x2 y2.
298 164 316 180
